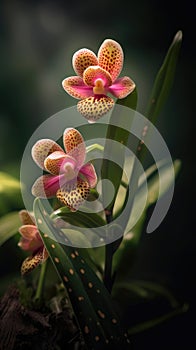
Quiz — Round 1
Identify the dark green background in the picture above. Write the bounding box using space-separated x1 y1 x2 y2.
0 0 195 348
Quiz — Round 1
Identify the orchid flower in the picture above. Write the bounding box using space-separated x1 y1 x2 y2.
31 128 97 211
18 210 48 275
62 39 135 122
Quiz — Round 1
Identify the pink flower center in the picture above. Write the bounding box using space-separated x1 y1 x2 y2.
93 79 106 95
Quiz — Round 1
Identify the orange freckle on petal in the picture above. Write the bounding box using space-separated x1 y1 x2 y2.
80 268 85 274
69 269 74 275
54 257 59 263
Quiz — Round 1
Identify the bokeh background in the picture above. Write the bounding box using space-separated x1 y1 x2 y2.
0 0 195 348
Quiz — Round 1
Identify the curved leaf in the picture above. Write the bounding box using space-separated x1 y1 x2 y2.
33 198 131 349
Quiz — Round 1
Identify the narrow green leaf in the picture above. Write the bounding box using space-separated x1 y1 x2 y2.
112 159 181 280
0 212 21 246
33 198 131 348
146 30 182 124
128 303 188 335
112 280 180 309
0 172 23 214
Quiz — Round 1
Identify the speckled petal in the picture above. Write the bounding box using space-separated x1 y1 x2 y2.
72 48 98 77
32 174 61 198
56 179 90 212
62 76 93 99
79 163 97 188
19 210 35 225
98 39 124 82
32 139 63 170
44 151 76 175
77 96 114 123
108 76 136 98
21 250 44 275
83 66 112 87
63 128 86 167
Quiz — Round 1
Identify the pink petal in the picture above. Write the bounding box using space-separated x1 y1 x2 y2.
19 224 38 239
98 39 124 82
62 76 93 99
72 48 98 77
32 174 61 198
56 179 90 212
44 151 75 175
79 163 97 188
19 210 35 225
108 76 136 99
77 96 114 123
63 128 86 167
32 139 63 170
18 225 43 252
83 66 112 88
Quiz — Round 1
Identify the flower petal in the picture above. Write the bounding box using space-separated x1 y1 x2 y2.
32 139 63 170
21 250 44 275
44 151 74 175
18 226 43 252
77 96 114 123
72 48 98 77
98 39 124 82
19 210 35 225
79 163 97 188
83 66 112 87
63 128 86 167
32 174 61 198
56 179 90 212
19 224 39 240
108 76 136 99
62 76 93 99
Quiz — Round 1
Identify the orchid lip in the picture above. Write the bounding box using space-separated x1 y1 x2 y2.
93 78 106 95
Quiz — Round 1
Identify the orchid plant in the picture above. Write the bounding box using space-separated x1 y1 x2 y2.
0 32 185 350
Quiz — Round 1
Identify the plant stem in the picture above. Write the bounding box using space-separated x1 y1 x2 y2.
103 210 113 293
34 260 48 302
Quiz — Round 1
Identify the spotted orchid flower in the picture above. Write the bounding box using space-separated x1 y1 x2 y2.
62 39 135 122
31 128 97 211
18 210 48 275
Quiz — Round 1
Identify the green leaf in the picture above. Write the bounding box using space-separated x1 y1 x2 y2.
112 280 180 309
125 159 181 233
0 211 21 246
128 303 188 335
0 172 23 214
112 159 181 280
33 198 131 348
145 30 182 124
101 88 138 213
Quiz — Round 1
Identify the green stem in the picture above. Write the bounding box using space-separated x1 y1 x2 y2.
103 210 113 293
34 260 48 301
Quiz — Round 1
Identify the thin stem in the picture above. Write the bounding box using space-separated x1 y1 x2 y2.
34 260 48 302
103 210 113 293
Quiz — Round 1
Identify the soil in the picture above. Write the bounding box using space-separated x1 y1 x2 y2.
0 285 84 350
